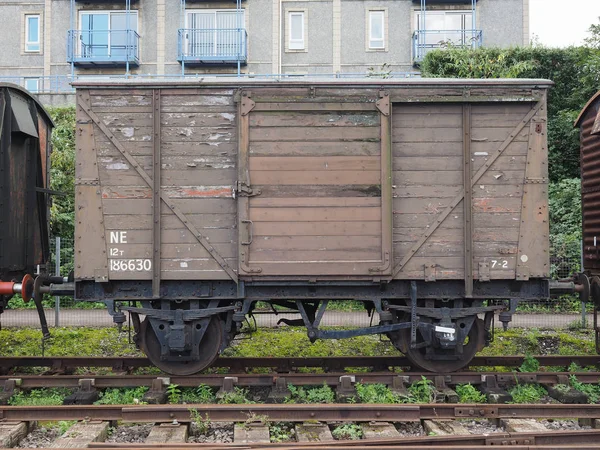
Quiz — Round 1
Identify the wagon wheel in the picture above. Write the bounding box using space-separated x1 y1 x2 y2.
140 316 222 376
400 318 484 373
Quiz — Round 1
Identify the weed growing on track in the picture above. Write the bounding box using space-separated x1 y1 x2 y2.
182 385 216 403
95 386 148 404
270 423 295 443
408 377 436 403
519 355 540 372
355 383 405 404
332 423 363 440
508 383 547 403
456 383 486 403
569 374 600 403
167 384 182 404
285 383 335 404
8 388 70 406
189 409 211 435
218 387 254 404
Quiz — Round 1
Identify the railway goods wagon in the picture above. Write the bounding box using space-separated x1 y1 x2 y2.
73 78 552 374
0 83 53 322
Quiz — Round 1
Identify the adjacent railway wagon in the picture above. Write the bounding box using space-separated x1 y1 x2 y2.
0 83 53 321
73 79 552 374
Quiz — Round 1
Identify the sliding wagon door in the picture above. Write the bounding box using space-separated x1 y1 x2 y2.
237 93 392 277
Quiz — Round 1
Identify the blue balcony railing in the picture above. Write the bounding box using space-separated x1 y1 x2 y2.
178 28 247 64
67 29 140 66
413 29 482 62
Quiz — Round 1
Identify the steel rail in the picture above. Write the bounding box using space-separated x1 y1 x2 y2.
0 371 598 389
86 430 600 448
0 355 598 372
4 403 600 422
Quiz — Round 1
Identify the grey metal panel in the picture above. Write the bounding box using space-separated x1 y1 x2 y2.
10 91 38 138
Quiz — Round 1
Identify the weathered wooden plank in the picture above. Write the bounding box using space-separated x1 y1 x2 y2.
251 170 380 185
471 127 529 142
470 104 534 115
161 105 237 114
471 140 528 156
94 127 234 144
160 95 234 107
393 142 463 157
394 212 522 229
392 127 463 143
253 221 381 236
250 112 379 127
250 197 380 208
255 184 382 198
103 198 236 215
249 206 381 222
250 249 381 261
391 113 462 128
159 88 235 96
102 186 234 199
161 111 236 127
108 258 237 280
394 197 522 214
252 102 378 112
116 228 236 244
50 421 109 448
394 241 519 258
99 167 236 185
393 226 519 243
249 156 380 171
393 170 525 186
0 421 28 448
250 141 380 156
90 94 152 108
96 112 153 127
393 104 462 115
251 235 381 251
146 424 188 444
106 243 237 259
104 213 236 230
393 185 527 200
249 126 380 141
99 155 235 171
393 156 461 171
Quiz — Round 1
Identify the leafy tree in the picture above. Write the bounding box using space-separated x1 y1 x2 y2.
585 16 600 49
46 106 75 240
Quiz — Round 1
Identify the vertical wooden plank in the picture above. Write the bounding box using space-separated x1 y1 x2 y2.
238 92 254 274
516 96 550 280
152 90 161 298
375 92 392 275
76 90 108 282
463 103 473 296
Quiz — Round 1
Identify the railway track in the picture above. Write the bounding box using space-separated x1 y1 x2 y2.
1 355 599 373
3 403 600 449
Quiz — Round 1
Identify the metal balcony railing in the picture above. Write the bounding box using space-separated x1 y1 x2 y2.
67 29 140 66
413 29 482 62
178 28 247 64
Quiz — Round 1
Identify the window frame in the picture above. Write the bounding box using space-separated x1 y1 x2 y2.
288 11 305 51
184 9 246 58
25 14 41 53
368 10 385 50
25 78 40 93
77 10 139 59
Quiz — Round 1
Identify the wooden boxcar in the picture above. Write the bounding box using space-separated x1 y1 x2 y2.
73 79 552 373
0 83 53 306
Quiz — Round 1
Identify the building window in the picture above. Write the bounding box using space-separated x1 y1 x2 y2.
79 11 138 58
184 9 245 58
368 11 385 49
414 10 473 46
25 78 39 93
25 14 41 52
288 12 305 50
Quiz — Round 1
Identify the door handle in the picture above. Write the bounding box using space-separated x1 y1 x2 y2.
241 219 253 245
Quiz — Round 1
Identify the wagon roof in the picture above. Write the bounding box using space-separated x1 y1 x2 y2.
575 90 600 129
72 77 553 89
0 82 54 128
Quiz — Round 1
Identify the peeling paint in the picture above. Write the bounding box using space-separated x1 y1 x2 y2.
121 127 134 138
107 162 129 170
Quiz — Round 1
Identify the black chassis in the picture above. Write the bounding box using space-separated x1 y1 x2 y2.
76 278 549 362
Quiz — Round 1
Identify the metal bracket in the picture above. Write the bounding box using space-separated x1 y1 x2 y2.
486 437 535 446
424 264 437 282
240 94 255 116
236 181 261 197
376 91 390 116
516 266 530 281
454 406 498 418
479 262 490 282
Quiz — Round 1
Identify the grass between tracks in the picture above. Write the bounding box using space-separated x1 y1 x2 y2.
0 326 596 361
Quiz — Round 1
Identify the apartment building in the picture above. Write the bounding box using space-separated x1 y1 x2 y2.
0 0 529 104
